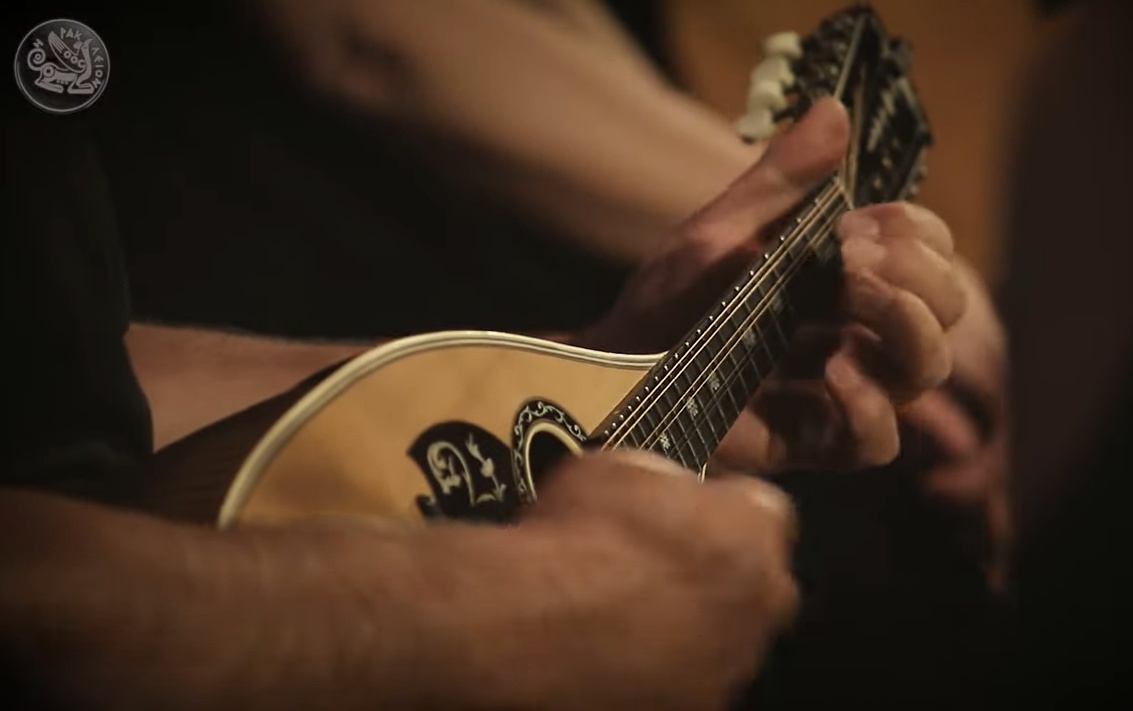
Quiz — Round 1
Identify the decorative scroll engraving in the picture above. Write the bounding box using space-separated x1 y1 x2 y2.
408 401 588 521
425 436 507 505
407 422 518 522
511 399 588 503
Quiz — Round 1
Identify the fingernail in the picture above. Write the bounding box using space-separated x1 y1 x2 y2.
838 211 880 241
607 449 694 478
827 355 861 390
841 236 886 270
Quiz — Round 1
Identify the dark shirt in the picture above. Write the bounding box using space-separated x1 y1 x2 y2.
1 103 152 503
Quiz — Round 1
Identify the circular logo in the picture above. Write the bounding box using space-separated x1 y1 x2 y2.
13 18 110 115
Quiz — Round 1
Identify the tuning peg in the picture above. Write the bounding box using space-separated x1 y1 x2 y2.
735 108 776 143
751 56 795 86
747 81 788 112
762 31 803 59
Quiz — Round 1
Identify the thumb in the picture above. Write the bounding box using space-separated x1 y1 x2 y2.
684 97 850 253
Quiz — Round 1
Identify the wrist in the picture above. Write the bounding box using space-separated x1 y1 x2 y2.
392 522 619 709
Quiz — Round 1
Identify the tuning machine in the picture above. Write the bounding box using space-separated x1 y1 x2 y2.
735 31 805 143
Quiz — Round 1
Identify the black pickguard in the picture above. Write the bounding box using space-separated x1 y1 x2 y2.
407 399 588 522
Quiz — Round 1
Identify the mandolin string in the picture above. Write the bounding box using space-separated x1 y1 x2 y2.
636 219 840 460
598 44 870 450
603 182 847 452
625 121 879 455
606 28 923 460
602 66 874 452
629 206 845 455
602 183 844 451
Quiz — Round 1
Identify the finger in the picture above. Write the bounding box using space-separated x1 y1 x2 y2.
531 450 697 519
840 224 967 330
924 460 993 505
698 474 800 603
707 475 799 548
841 201 955 258
774 324 844 381
825 353 900 467
901 390 982 462
711 409 777 475
747 379 840 471
843 269 952 401
683 97 850 254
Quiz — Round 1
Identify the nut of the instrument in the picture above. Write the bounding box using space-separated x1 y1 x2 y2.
751 56 795 86
762 31 803 59
735 108 776 143
746 81 788 112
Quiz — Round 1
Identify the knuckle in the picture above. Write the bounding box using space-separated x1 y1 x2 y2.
868 200 913 228
859 413 900 467
914 336 954 392
720 477 796 538
892 291 952 393
847 390 900 466
876 201 954 255
769 572 802 623
943 269 970 328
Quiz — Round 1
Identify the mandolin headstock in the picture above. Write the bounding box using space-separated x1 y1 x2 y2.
736 5 932 206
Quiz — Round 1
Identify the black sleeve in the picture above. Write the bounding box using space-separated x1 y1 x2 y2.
1 103 153 504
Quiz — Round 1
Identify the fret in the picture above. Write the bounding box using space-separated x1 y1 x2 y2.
636 388 664 442
706 370 737 432
748 321 779 377
681 410 715 464
649 428 690 469
715 309 740 341
606 180 849 470
762 302 793 357
667 366 693 402
726 342 757 397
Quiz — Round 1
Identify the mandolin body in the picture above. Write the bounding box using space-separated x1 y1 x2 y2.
217 332 658 530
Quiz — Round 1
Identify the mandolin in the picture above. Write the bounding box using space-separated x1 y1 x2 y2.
149 5 932 529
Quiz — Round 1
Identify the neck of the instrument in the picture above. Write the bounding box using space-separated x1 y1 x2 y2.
595 178 851 474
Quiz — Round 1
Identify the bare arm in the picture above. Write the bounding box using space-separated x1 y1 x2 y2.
0 488 509 710
128 323 579 450
0 453 798 711
251 0 760 263
126 323 373 449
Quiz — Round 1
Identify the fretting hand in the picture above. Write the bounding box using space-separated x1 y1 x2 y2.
581 98 967 476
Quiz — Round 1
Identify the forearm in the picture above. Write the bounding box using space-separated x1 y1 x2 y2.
126 322 374 450
129 323 589 450
254 0 759 263
0 488 547 710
